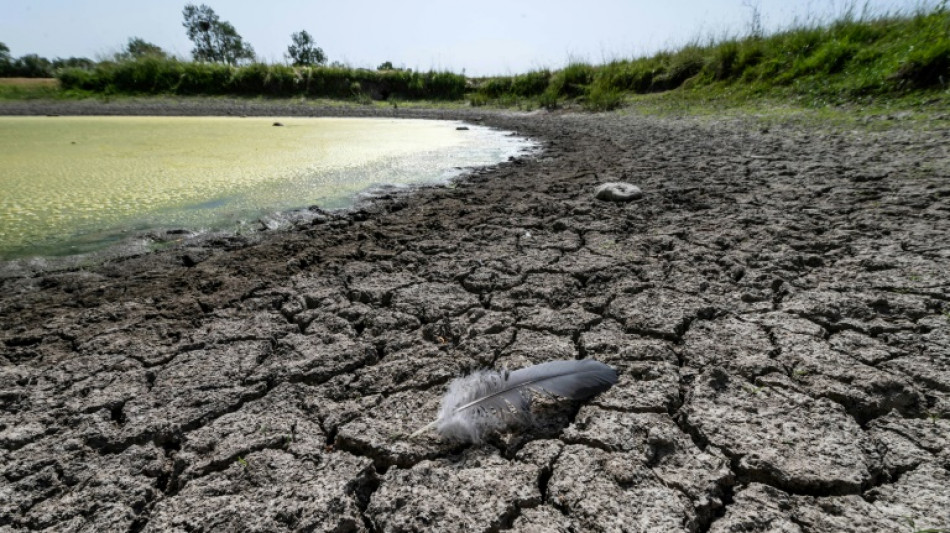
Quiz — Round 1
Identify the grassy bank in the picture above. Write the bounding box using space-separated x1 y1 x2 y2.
0 78 67 99
471 5 950 111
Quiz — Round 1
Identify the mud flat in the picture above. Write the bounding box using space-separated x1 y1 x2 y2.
1 99 949 532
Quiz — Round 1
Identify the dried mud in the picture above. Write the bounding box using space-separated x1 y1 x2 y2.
1 101 949 532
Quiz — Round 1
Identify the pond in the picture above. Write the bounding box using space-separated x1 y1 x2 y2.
0 116 535 259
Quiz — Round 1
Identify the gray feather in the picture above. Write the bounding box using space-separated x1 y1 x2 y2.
411 359 618 443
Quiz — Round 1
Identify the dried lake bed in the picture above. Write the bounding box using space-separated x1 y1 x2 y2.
1 100 948 532
0 116 534 258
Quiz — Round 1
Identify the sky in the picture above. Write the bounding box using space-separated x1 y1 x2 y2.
1 0 938 76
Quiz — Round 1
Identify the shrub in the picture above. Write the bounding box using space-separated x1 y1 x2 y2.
510 70 550 96
584 82 623 111
538 88 559 109
110 57 181 93
893 40 950 88
477 77 513 98
57 67 102 91
708 42 741 80
177 62 232 94
652 48 704 91
228 62 270 94
547 62 594 98
469 92 489 106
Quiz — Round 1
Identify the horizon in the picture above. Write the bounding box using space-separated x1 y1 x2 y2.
1 0 940 77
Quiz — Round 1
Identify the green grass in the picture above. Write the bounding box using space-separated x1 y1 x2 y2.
470 5 950 111
0 78 93 100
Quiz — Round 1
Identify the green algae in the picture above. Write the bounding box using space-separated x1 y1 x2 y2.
0 116 528 258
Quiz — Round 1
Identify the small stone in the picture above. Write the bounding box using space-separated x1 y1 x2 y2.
272 122 284 127
456 126 470 131
595 182 642 202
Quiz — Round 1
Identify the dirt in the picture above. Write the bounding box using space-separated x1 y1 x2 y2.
1 99 949 532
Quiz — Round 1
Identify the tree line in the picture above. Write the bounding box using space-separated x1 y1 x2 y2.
0 3 351 78
0 43 93 78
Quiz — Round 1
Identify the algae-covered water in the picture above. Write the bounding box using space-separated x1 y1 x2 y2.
0 116 532 259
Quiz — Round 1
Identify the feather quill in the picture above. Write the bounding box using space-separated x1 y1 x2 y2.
411 359 618 443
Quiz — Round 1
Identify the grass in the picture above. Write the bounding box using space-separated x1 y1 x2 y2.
3 5 948 117
469 5 950 112
0 77 68 99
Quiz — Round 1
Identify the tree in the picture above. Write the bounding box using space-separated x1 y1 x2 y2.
286 30 326 66
125 37 168 59
377 61 394 71
13 54 52 77
51 57 94 70
0 43 12 76
182 4 254 65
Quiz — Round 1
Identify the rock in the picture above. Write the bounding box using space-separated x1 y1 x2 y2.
594 182 642 202
272 121 283 126
456 126 469 130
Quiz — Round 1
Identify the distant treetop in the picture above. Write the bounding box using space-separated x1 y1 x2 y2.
182 4 254 65
286 30 327 67
115 37 168 61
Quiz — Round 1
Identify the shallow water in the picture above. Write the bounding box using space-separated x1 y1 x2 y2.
0 116 533 259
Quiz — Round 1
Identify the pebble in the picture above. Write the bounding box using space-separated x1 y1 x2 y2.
594 182 643 202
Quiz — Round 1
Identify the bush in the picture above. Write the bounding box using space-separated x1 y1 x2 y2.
584 82 623 111
510 70 550 96
476 77 513 98
177 62 232 94
111 57 181 93
228 62 269 94
651 48 704 91
708 42 741 80
546 62 594 98
893 40 950 88
538 88 559 109
57 67 102 91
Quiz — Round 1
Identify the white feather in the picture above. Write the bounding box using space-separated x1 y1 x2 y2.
411 359 618 443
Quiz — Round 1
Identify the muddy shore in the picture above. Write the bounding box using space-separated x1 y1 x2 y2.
1 99 949 532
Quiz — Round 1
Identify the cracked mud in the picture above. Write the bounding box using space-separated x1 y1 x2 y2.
1 103 949 532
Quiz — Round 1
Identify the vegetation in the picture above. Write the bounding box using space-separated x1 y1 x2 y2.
55 59 466 101
471 4 950 111
0 42 93 78
115 37 169 61
1 4 948 111
286 30 326 67
182 3 254 65
0 78 63 100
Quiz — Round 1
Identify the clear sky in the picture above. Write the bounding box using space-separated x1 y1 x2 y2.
1 0 938 76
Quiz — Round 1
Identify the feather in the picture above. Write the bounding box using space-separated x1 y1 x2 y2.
411 359 618 443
